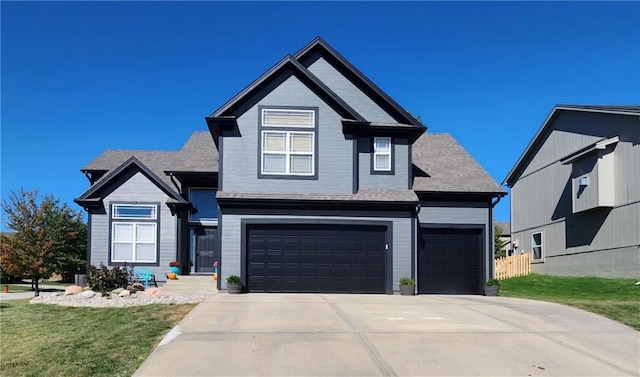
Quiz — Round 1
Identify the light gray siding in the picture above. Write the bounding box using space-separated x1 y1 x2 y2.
520 112 637 178
358 138 409 189
418 202 492 279
220 213 412 292
222 74 353 194
89 171 177 282
510 112 640 278
306 57 396 123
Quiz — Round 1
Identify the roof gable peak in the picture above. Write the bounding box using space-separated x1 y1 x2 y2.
294 37 423 128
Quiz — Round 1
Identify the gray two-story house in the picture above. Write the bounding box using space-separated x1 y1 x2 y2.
504 105 640 278
75 37 505 294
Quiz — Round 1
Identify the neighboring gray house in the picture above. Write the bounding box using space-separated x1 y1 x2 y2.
76 37 505 294
504 105 640 278
495 221 511 255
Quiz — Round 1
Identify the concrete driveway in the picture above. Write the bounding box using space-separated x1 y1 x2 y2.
134 294 639 376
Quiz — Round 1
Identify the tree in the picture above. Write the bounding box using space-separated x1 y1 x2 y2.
0 189 87 296
494 224 509 259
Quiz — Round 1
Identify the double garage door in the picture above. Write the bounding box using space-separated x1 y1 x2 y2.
246 224 386 293
418 227 483 294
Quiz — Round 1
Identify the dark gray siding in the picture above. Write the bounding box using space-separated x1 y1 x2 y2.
222 75 353 194
306 57 396 123
359 138 409 189
418 202 492 280
510 112 640 278
89 172 177 282
220 213 412 292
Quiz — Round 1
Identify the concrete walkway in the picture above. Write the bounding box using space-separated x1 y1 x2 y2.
134 294 639 377
0 284 65 301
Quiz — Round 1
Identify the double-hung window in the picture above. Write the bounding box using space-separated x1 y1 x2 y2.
531 232 543 261
373 137 392 172
260 108 316 176
111 204 158 263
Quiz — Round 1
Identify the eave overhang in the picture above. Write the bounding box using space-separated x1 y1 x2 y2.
217 196 418 212
342 119 426 143
560 136 619 165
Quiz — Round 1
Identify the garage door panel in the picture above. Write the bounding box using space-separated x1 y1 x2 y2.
418 227 483 294
247 224 386 293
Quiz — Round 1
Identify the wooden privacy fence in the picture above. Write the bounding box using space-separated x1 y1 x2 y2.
494 253 531 280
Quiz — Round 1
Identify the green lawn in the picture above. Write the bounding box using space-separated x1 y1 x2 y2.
0 300 196 376
500 274 640 330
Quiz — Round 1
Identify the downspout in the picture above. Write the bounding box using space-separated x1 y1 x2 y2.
413 202 421 295
489 196 503 279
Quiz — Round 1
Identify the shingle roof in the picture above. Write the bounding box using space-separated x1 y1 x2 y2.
412 133 505 195
216 189 418 202
81 132 218 186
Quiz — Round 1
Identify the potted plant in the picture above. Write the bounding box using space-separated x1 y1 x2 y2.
169 261 180 275
399 277 416 296
483 278 500 296
226 275 242 294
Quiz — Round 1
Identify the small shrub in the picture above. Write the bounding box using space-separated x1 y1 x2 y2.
485 278 500 287
86 263 131 295
399 277 415 286
227 275 241 285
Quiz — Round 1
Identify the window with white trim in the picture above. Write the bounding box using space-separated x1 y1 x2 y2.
531 232 543 260
111 204 158 263
373 137 392 171
260 108 315 176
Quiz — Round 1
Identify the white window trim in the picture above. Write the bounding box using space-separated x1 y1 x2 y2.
261 108 315 128
111 222 157 263
112 204 157 220
531 231 543 261
188 188 219 224
261 130 315 176
373 137 392 171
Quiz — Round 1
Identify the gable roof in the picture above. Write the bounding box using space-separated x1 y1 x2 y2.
82 132 217 180
412 133 505 196
208 55 364 121
77 156 185 202
503 104 640 186
294 37 423 128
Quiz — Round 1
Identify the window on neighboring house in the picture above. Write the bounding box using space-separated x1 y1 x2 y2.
189 189 218 223
531 232 543 260
373 137 392 172
111 204 158 263
260 108 316 177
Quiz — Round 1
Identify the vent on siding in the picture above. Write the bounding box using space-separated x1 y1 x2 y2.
262 109 315 128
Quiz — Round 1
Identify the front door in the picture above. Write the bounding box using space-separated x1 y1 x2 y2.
192 226 217 273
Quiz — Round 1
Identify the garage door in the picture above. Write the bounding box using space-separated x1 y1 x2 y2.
247 224 387 293
418 228 483 294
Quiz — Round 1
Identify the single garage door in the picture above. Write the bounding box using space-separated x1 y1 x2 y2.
247 224 387 293
418 227 483 294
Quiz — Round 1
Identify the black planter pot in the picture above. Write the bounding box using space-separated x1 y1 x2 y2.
227 283 242 294
483 285 499 296
399 284 415 296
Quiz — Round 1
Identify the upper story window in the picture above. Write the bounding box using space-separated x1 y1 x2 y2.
189 188 218 223
259 107 317 178
373 137 392 172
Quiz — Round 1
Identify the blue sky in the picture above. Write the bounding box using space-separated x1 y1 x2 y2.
2 1 638 226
